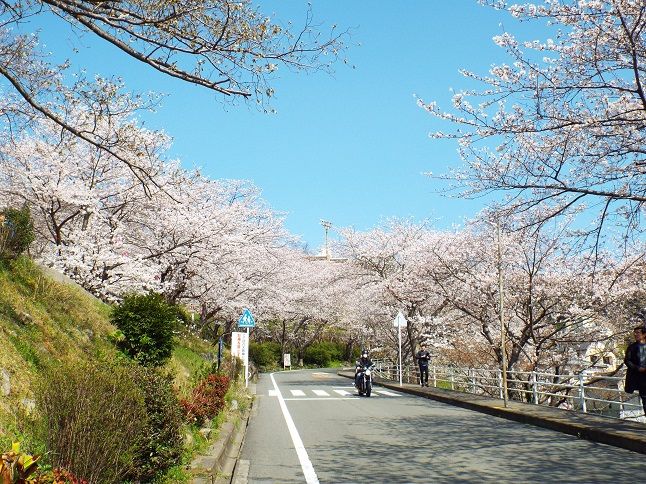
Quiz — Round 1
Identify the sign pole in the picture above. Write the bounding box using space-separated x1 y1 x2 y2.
237 308 256 389
398 322 403 386
496 219 509 408
393 311 406 386
217 337 223 370
245 327 249 388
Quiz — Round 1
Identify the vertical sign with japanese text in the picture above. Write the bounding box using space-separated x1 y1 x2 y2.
231 331 248 359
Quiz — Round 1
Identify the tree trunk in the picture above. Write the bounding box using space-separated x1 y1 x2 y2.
281 319 287 357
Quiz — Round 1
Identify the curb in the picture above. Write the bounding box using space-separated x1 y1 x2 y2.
189 397 254 484
338 370 646 455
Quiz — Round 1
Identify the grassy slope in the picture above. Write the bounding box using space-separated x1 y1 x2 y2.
0 257 213 451
0 258 115 426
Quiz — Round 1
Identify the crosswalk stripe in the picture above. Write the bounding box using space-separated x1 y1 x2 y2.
272 388 402 398
374 390 401 397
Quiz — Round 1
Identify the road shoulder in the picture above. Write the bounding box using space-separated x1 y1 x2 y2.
190 384 255 484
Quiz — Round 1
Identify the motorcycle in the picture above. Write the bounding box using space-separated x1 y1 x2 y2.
355 363 374 397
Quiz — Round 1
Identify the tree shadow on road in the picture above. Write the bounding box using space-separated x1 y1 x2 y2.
309 399 642 484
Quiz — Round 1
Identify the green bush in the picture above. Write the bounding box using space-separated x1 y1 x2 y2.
303 341 344 367
125 366 184 483
111 292 177 367
36 359 147 484
0 206 34 259
249 341 281 370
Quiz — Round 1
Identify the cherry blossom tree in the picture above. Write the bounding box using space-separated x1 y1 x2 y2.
333 276 403 360
247 247 356 362
0 105 178 297
177 190 294 340
0 1 347 180
0 111 294 305
421 0 646 251
422 217 638 405
336 219 451 364
335 216 640 388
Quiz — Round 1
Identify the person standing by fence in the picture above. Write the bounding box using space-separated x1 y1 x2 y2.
624 326 646 417
416 343 431 387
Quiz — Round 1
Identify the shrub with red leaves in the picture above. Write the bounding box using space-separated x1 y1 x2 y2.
51 467 89 484
181 374 231 426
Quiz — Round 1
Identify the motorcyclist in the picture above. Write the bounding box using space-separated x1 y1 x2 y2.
354 349 374 387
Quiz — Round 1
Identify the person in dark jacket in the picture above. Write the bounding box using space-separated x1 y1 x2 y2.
354 350 373 387
416 343 431 387
624 326 646 416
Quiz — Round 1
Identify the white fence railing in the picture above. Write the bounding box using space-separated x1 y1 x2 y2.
370 360 645 422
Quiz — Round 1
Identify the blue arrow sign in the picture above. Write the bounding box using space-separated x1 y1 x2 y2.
238 308 256 328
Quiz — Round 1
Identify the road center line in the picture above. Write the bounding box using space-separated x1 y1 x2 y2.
270 373 319 484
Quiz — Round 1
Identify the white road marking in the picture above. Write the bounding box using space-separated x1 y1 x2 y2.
273 387 402 399
270 373 319 484
374 390 401 397
311 372 333 378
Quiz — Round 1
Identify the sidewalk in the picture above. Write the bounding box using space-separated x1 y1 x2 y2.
338 370 646 455
189 384 255 484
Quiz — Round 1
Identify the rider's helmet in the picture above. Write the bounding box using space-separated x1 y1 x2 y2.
361 349 369 358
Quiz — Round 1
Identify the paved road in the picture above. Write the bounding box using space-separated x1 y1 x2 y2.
236 369 644 483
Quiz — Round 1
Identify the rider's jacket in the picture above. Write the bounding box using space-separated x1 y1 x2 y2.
356 357 373 370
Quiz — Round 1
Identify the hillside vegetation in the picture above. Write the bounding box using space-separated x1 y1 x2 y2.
0 256 225 481
0 257 116 436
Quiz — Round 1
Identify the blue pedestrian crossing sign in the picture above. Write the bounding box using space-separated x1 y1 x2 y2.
238 308 256 328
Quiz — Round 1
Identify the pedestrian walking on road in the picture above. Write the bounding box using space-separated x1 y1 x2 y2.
416 343 431 387
624 325 646 417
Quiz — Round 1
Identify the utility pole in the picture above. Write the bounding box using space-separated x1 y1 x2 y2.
320 220 332 260
494 218 509 408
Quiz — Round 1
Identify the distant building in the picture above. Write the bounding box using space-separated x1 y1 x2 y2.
571 340 620 373
306 246 347 263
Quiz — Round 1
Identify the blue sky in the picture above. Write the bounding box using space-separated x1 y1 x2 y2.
34 1 530 252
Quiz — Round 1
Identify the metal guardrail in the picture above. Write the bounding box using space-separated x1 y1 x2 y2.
371 360 645 422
